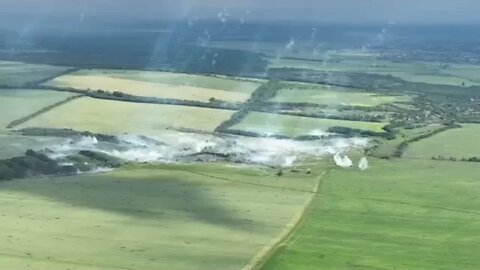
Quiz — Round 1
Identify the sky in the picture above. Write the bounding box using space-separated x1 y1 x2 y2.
2 0 480 25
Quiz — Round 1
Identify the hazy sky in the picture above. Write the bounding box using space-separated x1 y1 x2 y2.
2 0 480 24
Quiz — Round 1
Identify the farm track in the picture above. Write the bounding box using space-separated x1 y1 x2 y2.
6 95 84 129
243 169 330 270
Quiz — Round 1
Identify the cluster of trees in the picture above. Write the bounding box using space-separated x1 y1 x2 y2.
215 81 284 133
0 150 75 181
327 127 395 139
0 150 124 181
269 67 480 126
66 150 123 172
214 110 249 133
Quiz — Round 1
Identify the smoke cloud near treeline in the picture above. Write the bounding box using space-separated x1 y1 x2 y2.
24 131 370 168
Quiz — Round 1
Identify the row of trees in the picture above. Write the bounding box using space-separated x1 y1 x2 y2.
432 156 480 163
215 81 284 133
393 124 461 158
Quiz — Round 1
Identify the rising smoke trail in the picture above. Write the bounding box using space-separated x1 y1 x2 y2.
334 153 353 168
358 157 369 171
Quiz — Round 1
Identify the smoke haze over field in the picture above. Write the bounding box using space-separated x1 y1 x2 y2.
27 132 369 168
2 0 480 24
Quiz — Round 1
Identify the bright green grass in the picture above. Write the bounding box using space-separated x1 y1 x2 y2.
18 97 235 135
43 69 261 102
231 112 386 137
0 89 75 129
0 61 69 87
404 124 480 159
262 159 480 270
0 163 321 270
272 84 410 107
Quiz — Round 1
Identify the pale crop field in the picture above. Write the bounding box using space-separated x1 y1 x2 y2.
272 84 410 107
404 124 480 159
0 163 321 270
18 97 235 135
0 61 69 87
231 112 386 137
43 69 261 102
0 89 76 130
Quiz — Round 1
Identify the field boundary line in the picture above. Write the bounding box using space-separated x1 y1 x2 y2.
241 169 330 270
6 95 84 129
29 67 80 87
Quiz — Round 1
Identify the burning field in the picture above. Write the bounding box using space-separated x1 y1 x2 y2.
2 128 370 180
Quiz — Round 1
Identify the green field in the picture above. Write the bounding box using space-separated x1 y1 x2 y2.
43 69 261 102
272 83 410 107
270 58 480 87
404 124 480 159
0 61 69 87
262 159 480 270
17 97 235 135
0 89 76 130
372 124 446 158
0 163 321 270
231 112 386 137
438 64 480 83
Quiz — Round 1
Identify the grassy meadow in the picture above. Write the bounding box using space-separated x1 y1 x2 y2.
17 97 235 135
231 112 386 137
404 124 480 160
261 159 480 270
372 124 446 158
272 83 410 107
0 89 76 130
43 69 261 103
0 163 322 270
0 61 69 87
270 57 480 87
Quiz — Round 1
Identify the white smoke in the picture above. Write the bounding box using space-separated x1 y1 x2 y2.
358 157 369 171
40 131 369 168
309 130 330 137
285 39 295 50
334 153 353 168
217 8 230 24
76 136 98 147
